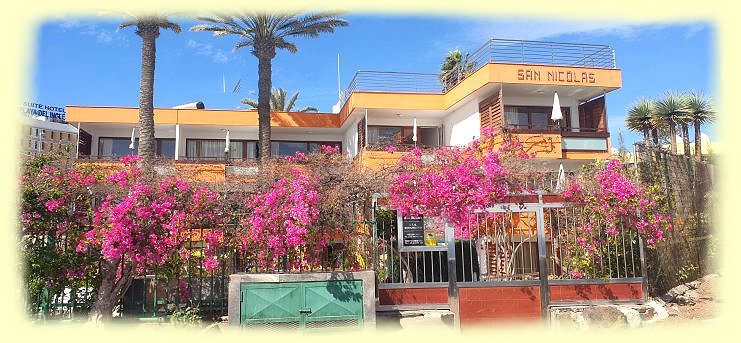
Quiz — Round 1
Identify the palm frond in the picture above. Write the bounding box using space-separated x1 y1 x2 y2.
240 98 258 108
285 91 300 112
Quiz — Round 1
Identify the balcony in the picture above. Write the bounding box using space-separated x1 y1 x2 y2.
342 38 617 101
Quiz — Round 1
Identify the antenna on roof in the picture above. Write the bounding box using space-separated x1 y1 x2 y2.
337 52 341 100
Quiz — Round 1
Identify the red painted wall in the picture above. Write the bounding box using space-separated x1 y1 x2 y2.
458 286 542 327
378 287 448 305
549 283 643 301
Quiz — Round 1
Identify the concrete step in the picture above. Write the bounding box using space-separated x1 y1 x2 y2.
376 309 455 331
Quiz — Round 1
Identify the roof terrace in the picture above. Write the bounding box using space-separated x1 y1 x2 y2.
341 38 617 101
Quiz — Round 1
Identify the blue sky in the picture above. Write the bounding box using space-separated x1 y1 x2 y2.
32 14 715 146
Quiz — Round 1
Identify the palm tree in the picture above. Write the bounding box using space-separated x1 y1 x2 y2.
192 11 347 164
84 14 181 324
653 91 688 154
118 14 181 174
242 88 318 112
439 49 477 91
685 91 716 162
625 97 657 145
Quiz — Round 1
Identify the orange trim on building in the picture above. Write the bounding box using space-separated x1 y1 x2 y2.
338 63 622 121
66 106 341 128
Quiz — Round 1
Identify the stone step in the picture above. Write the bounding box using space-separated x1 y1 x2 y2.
376 310 455 331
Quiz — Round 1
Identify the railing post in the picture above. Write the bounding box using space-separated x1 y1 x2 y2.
445 222 459 330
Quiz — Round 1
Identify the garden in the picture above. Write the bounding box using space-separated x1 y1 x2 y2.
19 129 678 327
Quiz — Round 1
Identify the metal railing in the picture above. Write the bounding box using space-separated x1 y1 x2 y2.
342 38 616 101
375 204 642 287
342 71 441 102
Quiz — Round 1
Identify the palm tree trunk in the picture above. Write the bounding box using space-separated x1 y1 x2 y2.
669 124 677 154
138 27 158 175
694 121 703 163
257 56 272 164
682 123 691 158
643 127 650 142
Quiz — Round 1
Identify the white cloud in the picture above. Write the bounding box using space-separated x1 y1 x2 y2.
185 39 233 64
97 31 113 44
57 19 125 45
467 19 668 42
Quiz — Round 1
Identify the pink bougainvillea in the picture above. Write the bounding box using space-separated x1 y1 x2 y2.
76 156 222 274
240 169 325 271
388 130 532 238
563 159 671 247
561 159 672 278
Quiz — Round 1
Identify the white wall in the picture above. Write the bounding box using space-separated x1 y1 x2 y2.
443 100 480 147
343 118 359 158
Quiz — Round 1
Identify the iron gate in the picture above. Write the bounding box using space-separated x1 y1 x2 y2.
240 280 364 331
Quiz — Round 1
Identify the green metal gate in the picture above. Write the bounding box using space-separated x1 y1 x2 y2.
240 281 364 331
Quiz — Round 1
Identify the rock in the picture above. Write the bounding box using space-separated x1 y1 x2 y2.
659 293 676 303
686 280 700 289
616 306 642 328
702 274 719 282
666 304 680 317
684 289 701 301
571 311 589 331
675 295 694 306
668 284 689 297
643 300 668 324
582 305 627 328
636 305 656 321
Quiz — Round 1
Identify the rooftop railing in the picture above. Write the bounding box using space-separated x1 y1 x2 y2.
341 38 616 101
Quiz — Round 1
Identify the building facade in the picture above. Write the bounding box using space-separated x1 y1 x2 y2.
65 39 621 173
20 116 79 159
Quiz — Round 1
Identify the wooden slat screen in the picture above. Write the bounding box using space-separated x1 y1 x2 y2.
357 117 366 151
479 88 503 134
577 96 607 131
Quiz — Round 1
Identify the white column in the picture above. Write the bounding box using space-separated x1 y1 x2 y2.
75 122 80 158
174 124 180 160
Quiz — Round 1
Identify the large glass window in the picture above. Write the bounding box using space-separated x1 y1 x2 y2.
157 139 176 158
98 137 138 157
367 126 440 147
186 139 256 160
98 137 179 158
504 106 570 130
271 141 342 157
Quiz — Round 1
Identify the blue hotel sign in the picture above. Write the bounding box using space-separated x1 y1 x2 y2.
21 102 65 121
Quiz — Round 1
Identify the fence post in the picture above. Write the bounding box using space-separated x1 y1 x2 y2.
445 222 459 330
535 197 550 322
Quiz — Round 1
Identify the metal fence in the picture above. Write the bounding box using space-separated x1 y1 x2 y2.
374 204 642 287
342 38 616 101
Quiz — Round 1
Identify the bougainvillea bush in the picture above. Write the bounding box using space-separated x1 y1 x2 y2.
20 148 388 321
238 145 389 272
560 159 672 279
75 155 222 321
20 154 100 317
387 129 534 238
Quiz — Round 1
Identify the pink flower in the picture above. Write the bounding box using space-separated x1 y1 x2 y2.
385 146 397 154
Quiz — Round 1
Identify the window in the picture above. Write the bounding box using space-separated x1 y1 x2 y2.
186 139 257 160
98 137 138 157
504 106 570 130
271 141 342 157
98 137 178 158
157 139 176 158
366 126 440 147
